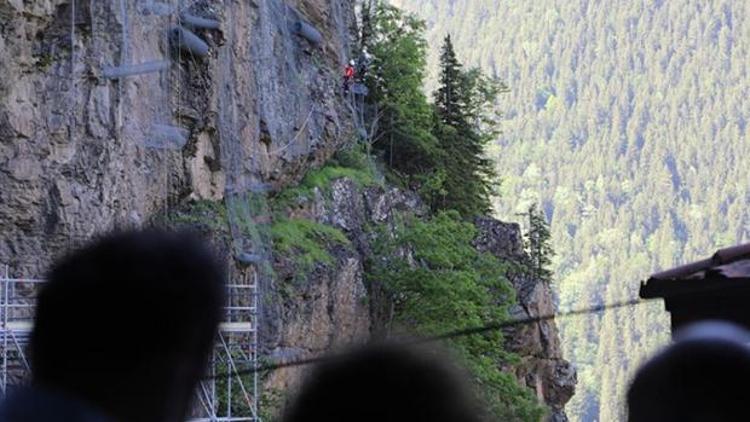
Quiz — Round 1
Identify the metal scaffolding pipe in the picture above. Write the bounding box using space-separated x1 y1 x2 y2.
292 21 322 45
145 124 189 150
236 253 263 266
170 26 210 57
102 60 171 79
180 12 220 30
142 1 174 16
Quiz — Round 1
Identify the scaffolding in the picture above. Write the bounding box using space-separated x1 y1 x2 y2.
0 266 41 394
0 262 261 421
194 268 260 421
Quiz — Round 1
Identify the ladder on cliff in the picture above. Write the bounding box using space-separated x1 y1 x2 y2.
347 83 370 141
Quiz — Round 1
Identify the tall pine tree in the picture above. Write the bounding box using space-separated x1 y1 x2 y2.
432 35 499 218
522 203 554 281
435 35 465 128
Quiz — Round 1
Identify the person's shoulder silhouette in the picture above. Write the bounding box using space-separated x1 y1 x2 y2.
628 321 750 422
284 343 485 422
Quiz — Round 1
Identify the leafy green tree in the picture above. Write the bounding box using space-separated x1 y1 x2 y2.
366 3 440 177
359 0 376 51
369 211 545 420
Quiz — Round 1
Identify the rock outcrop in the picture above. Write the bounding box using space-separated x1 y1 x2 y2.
263 180 575 419
262 178 426 399
475 217 576 421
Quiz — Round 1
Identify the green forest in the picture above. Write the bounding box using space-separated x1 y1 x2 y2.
390 0 750 420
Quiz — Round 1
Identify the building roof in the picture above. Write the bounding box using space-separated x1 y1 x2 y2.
640 243 750 299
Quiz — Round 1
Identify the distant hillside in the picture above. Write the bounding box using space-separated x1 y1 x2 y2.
391 0 750 420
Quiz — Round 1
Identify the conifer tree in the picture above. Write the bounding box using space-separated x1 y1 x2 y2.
435 35 465 128
523 203 554 281
432 35 499 217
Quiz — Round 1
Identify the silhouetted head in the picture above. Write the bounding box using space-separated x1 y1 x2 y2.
30 229 225 422
627 321 750 422
283 343 484 422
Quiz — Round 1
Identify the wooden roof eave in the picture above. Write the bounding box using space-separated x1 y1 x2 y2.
640 276 750 300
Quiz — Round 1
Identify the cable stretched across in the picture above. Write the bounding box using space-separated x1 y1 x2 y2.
203 297 650 380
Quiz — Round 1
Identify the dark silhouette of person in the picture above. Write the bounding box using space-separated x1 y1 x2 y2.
283 343 486 422
627 321 750 422
0 229 225 422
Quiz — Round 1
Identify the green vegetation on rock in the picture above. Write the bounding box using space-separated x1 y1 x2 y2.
165 200 229 233
273 145 380 214
369 211 545 420
271 218 350 271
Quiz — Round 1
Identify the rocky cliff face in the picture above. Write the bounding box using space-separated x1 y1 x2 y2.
261 178 426 398
1 0 574 419
264 178 575 419
474 217 577 421
0 0 355 273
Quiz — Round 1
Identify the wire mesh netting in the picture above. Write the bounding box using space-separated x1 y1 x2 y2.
2 0 360 419
3 1 266 420
92 0 207 151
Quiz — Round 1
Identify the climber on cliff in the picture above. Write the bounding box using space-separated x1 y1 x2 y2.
343 60 356 94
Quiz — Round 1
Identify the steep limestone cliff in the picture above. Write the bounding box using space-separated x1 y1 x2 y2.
0 0 355 273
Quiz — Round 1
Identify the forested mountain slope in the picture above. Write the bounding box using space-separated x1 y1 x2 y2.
391 0 750 420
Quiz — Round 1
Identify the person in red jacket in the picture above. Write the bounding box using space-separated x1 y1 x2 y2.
343 60 356 94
